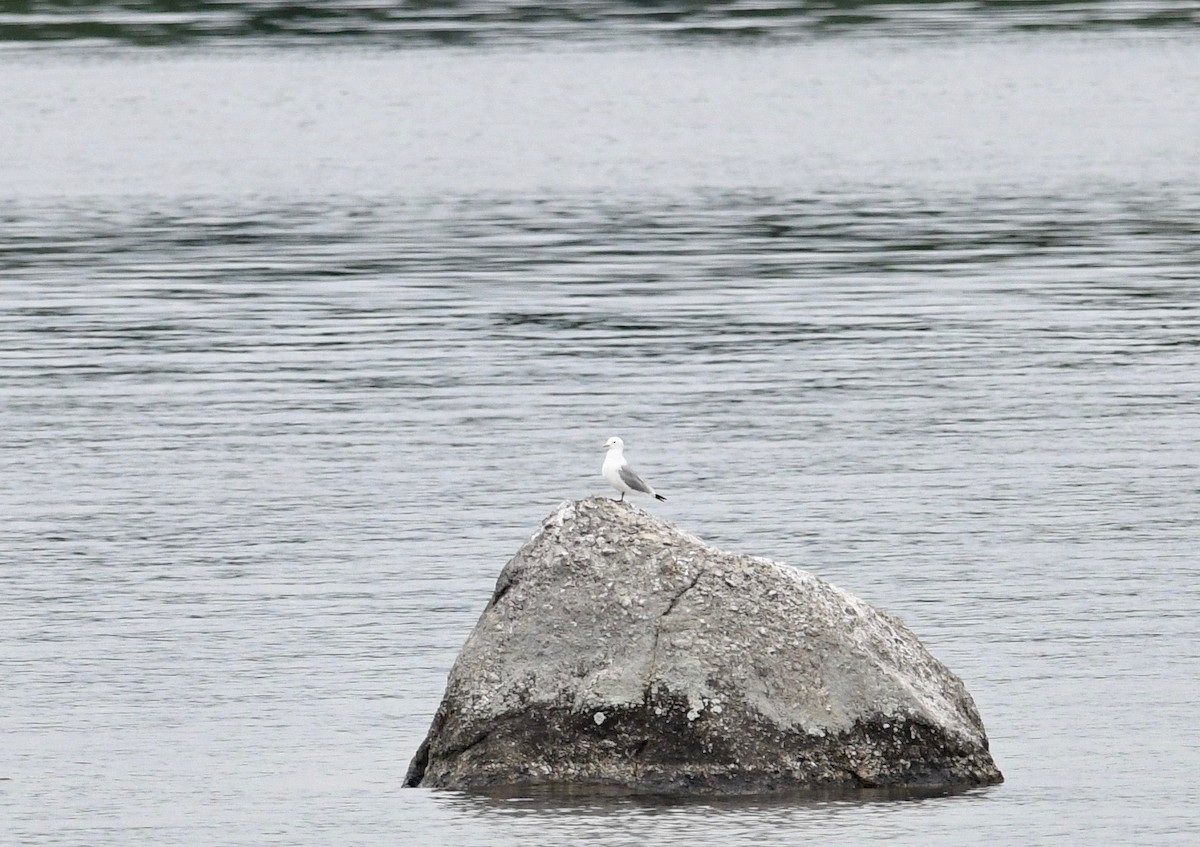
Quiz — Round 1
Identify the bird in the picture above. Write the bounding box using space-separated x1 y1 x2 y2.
602 436 666 502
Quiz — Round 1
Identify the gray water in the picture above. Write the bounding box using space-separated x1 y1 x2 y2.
3 23 1200 847
3 1 1199 46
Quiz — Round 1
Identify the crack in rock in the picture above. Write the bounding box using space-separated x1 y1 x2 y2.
644 568 705 702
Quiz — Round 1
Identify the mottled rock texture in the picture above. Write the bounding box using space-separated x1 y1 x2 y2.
406 497 1002 795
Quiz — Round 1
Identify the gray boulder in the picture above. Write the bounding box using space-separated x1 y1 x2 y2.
405 497 1002 795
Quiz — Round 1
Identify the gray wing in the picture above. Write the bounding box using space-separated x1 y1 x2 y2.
619 464 654 494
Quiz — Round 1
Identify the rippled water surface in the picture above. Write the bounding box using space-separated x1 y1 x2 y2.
3 0 1200 45
2 22 1199 847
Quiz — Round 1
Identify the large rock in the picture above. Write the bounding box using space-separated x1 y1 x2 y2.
405 497 1002 795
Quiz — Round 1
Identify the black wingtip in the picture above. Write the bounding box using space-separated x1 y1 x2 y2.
655 494 667 502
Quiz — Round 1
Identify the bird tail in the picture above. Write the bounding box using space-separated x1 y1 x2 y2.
655 494 667 502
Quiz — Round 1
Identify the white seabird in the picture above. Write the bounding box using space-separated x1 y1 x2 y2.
602 436 666 502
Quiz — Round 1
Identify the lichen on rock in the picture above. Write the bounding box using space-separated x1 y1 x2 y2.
405 497 1003 795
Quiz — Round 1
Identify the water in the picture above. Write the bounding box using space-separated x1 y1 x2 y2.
2 9 1199 846
2 0 1199 46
